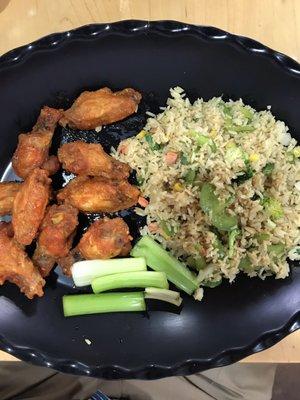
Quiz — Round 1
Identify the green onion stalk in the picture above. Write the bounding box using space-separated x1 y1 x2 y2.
63 288 183 317
91 271 168 294
131 236 199 295
71 258 147 287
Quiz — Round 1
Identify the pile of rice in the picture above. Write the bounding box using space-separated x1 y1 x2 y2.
114 87 300 287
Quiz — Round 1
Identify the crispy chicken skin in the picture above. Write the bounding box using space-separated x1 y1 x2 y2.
33 204 79 277
57 250 82 277
58 141 130 180
12 106 62 179
32 251 55 280
41 155 61 176
0 182 22 216
0 222 45 298
57 176 140 213
12 168 51 246
78 218 132 259
60 87 142 130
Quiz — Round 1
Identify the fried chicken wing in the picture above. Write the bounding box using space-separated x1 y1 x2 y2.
0 222 45 298
0 182 22 216
58 217 132 274
60 87 142 130
12 106 62 179
78 217 132 259
57 176 140 213
33 204 79 277
58 141 130 180
12 168 51 246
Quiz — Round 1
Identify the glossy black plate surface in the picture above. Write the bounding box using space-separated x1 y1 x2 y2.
0 21 299 379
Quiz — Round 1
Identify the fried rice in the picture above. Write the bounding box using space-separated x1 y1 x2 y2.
114 87 300 288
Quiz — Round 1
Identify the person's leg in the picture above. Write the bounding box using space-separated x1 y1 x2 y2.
0 361 277 400
98 376 213 400
0 361 98 400
191 363 277 400
101 363 277 400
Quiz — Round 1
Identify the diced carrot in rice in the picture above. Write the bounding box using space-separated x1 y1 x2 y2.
119 143 128 155
165 151 178 165
148 222 159 233
138 196 149 207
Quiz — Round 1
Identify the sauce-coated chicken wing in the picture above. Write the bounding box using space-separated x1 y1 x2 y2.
0 222 45 298
12 168 51 246
58 141 130 180
33 204 79 277
12 106 62 179
0 182 22 216
78 217 132 259
57 176 140 213
58 217 132 274
60 87 142 130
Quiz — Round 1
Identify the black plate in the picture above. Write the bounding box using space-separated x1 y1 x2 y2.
0 20 299 379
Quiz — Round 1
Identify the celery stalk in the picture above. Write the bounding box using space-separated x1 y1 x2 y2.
91 271 168 294
71 258 147 287
63 292 146 317
131 236 198 295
